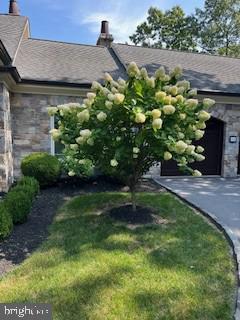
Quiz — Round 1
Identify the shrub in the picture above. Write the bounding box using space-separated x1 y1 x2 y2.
18 176 40 197
0 203 13 240
5 190 32 224
48 62 215 211
21 152 61 187
11 185 36 203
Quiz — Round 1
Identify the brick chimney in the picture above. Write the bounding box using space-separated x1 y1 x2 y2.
9 0 20 15
97 21 114 47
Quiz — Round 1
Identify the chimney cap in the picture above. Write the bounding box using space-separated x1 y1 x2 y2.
9 0 20 15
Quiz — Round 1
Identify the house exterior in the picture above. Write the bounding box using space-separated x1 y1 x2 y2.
1 0 240 192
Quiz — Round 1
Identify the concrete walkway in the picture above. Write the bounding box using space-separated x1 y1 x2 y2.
154 177 240 319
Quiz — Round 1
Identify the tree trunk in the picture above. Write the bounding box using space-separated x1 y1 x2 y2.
131 188 137 212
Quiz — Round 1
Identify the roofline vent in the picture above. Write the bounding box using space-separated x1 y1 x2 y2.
9 0 20 16
97 21 114 47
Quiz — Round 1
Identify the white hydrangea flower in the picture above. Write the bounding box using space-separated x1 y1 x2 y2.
133 147 140 154
186 99 198 109
110 159 118 167
193 170 202 177
70 144 78 151
127 61 140 77
80 129 92 138
104 72 113 82
170 65 182 79
151 109 161 119
108 93 115 101
186 145 195 155
196 121 206 129
196 146 204 153
79 159 86 164
140 67 148 79
116 136 121 142
101 87 110 96
77 110 90 123
169 86 178 96
111 87 118 94
177 80 190 90
146 77 155 88
164 151 172 161
97 112 107 122
114 93 125 105
76 136 85 145
188 89 197 96
152 118 163 130
175 140 188 154
87 92 96 100
198 110 211 121
121 127 127 132
91 81 102 91
203 98 215 109
163 95 172 105
195 130 204 140
194 153 205 162
49 129 61 141
176 95 185 103
118 78 126 86
155 66 166 80
105 101 113 110
47 107 58 116
68 171 76 177
155 91 167 103
163 105 176 115
135 113 146 124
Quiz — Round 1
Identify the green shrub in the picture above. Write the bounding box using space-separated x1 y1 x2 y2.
5 190 32 224
21 152 61 187
18 176 40 197
11 185 36 203
0 203 13 240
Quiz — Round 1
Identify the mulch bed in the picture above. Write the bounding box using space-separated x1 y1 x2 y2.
0 177 162 277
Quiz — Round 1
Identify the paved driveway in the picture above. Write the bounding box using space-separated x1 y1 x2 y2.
154 177 240 318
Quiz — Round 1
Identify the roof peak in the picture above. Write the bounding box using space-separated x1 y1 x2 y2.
9 0 20 16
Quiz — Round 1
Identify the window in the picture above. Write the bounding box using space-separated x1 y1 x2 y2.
50 116 64 156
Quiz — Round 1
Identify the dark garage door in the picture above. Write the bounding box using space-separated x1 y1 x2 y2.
161 117 224 176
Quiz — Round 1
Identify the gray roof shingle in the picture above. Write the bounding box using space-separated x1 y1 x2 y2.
0 14 27 59
113 43 240 94
14 39 125 84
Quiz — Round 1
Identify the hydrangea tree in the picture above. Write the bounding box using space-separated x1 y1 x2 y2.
48 62 215 211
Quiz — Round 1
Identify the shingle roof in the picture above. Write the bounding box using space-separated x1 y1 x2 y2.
113 43 240 94
1 14 240 94
0 14 27 60
14 39 125 84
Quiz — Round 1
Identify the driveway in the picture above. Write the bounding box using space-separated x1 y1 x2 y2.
154 177 240 319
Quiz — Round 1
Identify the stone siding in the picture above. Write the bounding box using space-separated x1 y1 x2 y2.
0 83 13 192
10 93 83 177
211 103 240 177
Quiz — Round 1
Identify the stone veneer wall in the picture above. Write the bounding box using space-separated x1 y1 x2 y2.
10 93 83 177
211 103 240 177
0 83 13 192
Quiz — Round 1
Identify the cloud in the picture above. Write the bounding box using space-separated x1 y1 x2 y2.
69 0 161 43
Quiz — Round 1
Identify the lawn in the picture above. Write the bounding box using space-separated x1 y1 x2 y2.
0 192 236 320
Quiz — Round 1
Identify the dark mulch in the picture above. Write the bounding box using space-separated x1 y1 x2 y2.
0 177 162 277
109 204 155 224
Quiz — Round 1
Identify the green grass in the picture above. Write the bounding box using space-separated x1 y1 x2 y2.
0 192 236 320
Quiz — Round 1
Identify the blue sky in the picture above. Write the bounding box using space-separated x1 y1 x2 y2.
2 0 204 45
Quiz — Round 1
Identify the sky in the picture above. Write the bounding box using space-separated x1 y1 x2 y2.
2 0 204 45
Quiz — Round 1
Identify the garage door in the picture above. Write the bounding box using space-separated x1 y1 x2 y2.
161 117 224 176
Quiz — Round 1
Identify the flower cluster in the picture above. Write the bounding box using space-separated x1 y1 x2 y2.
48 62 215 179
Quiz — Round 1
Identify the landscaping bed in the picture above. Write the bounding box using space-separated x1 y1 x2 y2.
0 184 236 320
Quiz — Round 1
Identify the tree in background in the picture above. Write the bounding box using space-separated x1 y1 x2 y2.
130 6 199 51
196 0 240 56
49 63 214 212
130 0 240 57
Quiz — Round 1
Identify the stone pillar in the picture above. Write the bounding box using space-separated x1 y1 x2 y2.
0 83 13 192
222 124 239 177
